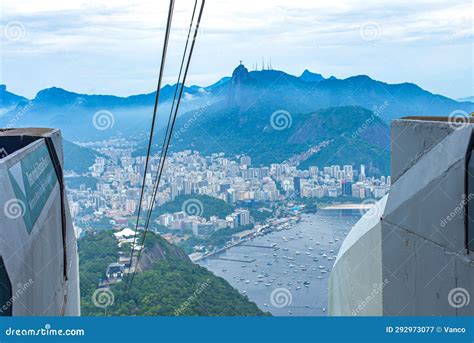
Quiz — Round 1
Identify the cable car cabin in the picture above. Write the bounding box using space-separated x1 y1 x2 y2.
329 116 474 316
0 128 79 316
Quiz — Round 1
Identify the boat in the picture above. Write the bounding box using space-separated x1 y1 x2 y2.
222 269 227 272
296 286 301 290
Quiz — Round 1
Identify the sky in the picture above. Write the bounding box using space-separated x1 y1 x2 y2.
1 0 472 99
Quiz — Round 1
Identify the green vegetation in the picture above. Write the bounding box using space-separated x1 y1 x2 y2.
79 231 119 314
105 260 266 316
63 139 105 174
271 176 285 196
249 208 272 222
169 104 390 176
155 194 234 219
179 224 253 254
79 230 267 316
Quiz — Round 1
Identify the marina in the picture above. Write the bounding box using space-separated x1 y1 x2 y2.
198 213 360 316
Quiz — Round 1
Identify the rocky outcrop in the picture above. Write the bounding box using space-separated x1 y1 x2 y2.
137 239 189 272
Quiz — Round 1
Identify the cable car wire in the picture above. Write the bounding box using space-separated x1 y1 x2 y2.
127 0 205 291
125 0 175 288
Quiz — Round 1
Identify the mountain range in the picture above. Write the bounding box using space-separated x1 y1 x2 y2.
1 65 473 175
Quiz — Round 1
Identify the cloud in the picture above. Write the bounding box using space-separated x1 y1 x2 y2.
1 0 472 98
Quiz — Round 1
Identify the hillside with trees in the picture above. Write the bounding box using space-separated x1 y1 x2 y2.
79 230 267 316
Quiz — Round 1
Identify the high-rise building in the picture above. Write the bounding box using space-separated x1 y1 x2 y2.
235 209 251 226
293 176 301 197
359 164 366 181
341 181 353 197
226 189 235 204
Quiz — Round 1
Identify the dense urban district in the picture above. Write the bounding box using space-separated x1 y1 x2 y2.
67 139 390 256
